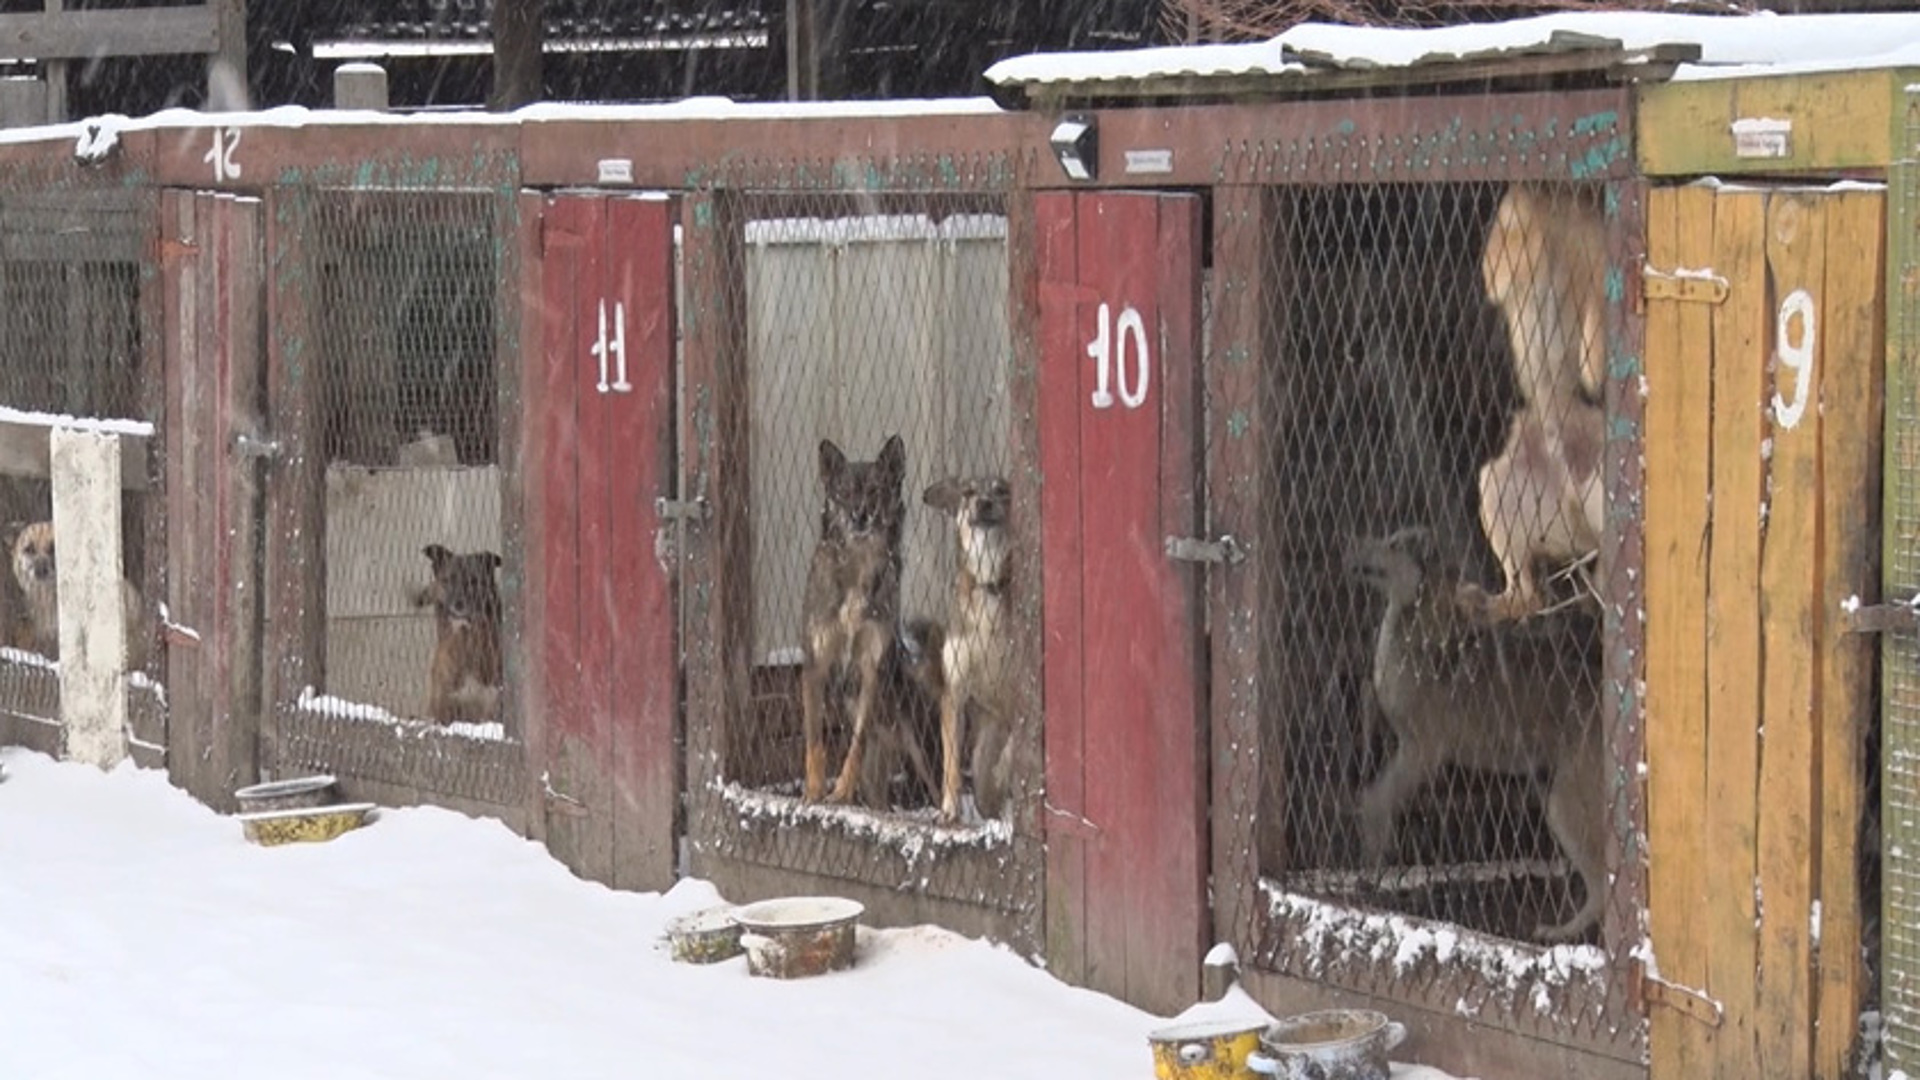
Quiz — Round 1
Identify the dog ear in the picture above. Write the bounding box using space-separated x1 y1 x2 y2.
484 552 503 570
818 439 846 481
877 434 905 480
422 544 452 572
922 478 961 513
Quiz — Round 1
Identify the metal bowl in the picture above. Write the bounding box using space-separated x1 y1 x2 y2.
234 775 338 814
731 896 864 979
665 907 745 965
237 802 376 847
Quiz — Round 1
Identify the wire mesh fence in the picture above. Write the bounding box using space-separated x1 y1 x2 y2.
0 183 160 761
686 188 1042 937
1243 179 1624 1038
269 186 523 813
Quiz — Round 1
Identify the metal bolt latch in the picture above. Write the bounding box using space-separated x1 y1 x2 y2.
1164 534 1247 566
232 433 281 460
655 496 711 523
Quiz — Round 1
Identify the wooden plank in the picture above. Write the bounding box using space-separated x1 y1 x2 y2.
1704 187 1770 1078
514 189 548 844
0 7 220 61
161 189 206 792
1811 189 1886 1080
604 194 678 893
573 196 618 881
215 194 263 799
1755 189 1826 1080
1150 192 1208 1011
1637 70 1899 178
535 196 601 879
1644 183 1716 1080
0 422 148 490
1035 190 1089 988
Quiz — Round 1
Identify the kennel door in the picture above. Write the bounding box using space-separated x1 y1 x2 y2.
526 192 678 893
162 189 266 808
1036 190 1207 1015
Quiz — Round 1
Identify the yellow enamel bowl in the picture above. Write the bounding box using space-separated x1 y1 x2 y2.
238 802 377 847
1148 1018 1270 1080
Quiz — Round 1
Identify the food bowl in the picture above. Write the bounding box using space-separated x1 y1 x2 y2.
1247 1009 1405 1080
234 775 338 813
238 802 376 847
731 896 864 979
665 906 745 965
1147 1017 1270 1080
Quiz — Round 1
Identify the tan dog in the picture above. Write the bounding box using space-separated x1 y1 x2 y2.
1348 526 1606 943
10 519 151 670
924 475 1014 824
1460 184 1608 623
800 435 908 804
415 544 503 724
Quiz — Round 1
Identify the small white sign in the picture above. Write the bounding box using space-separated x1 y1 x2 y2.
1731 118 1792 160
597 158 635 185
1123 149 1174 176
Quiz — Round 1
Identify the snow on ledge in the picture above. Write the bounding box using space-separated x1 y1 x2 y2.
714 779 1012 867
1261 880 1607 1014
0 406 153 438
294 686 508 744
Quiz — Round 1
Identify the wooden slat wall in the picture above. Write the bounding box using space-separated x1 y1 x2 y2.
1645 183 1883 1080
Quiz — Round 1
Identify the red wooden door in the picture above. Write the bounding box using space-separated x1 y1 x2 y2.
162 189 265 810
527 193 678 891
1038 191 1207 1014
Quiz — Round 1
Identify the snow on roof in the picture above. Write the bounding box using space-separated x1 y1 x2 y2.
984 12 1920 90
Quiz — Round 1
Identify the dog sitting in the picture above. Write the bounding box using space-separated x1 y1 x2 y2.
854 617 944 812
415 543 503 724
1459 183 1608 624
10 519 151 671
800 434 909 804
923 474 1014 824
1347 525 1606 944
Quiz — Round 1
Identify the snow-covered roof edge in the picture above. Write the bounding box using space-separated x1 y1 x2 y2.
985 12 1920 91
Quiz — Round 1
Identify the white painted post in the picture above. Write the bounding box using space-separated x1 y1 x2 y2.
49 427 129 770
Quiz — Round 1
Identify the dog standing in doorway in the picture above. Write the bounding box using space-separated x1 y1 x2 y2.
416 543 503 724
800 434 909 804
923 474 1015 824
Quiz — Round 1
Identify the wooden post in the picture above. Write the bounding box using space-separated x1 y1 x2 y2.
50 427 130 770
43 0 64 123
0 77 46 127
207 0 247 110
785 0 817 101
333 63 389 111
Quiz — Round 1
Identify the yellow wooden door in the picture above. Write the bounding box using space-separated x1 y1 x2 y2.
1643 183 1883 1080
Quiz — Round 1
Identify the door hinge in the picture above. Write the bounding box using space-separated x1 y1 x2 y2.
655 496 710 523
1642 973 1724 1028
1165 534 1247 566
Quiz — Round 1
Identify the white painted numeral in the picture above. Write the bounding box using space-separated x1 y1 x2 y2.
591 299 631 394
204 126 242 182
1772 288 1815 430
1086 301 1151 411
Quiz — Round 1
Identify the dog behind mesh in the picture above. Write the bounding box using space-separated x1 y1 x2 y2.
1345 524 1606 943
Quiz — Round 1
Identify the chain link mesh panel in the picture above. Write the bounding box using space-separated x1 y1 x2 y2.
1881 97 1920 1075
1246 180 1623 1040
274 187 521 813
0 184 159 761
689 189 1041 936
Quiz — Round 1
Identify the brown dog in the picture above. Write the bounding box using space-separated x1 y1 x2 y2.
1348 526 1606 943
416 544 503 724
10 519 150 670
1460 184 1608 623
800 434 908 804
924 475 1014 824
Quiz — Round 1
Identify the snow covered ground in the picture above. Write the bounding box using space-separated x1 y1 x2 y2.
0 748 1467 1079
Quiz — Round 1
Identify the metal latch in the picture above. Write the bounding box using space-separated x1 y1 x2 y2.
233 433 281 460
1844 598 1919 634
1642 268 1730 305
655 496 711 523
1165 534 1247 566
1642 972 1724 1028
